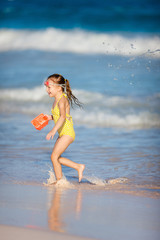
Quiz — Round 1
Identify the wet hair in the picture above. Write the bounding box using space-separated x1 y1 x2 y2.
47 73 83 108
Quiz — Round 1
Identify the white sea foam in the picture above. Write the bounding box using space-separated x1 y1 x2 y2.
0 86 160 129
0 28 160 57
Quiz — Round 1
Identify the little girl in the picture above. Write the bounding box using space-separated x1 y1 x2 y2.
44 73 85 183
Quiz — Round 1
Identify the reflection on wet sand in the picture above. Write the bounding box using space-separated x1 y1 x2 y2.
48 188 82 233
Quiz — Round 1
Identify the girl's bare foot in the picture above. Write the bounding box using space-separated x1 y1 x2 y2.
78 164 85 182
50 181 57 185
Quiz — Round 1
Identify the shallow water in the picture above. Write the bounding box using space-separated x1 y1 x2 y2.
0 113 160 198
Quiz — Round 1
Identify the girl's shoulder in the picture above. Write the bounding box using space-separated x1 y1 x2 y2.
60 93 68 102
58 94 70 110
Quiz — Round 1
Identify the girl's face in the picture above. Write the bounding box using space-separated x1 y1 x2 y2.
45 80 61 98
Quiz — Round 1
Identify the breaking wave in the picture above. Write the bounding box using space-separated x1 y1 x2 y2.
0 28 160 57
0 86 160 129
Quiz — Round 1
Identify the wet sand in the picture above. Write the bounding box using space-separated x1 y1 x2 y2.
0 224 95 240
0 182 160 240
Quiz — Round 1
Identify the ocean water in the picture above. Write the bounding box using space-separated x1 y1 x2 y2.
0 0 160 192
1 0 160 32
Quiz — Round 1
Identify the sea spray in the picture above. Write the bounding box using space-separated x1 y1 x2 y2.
44 168 56 185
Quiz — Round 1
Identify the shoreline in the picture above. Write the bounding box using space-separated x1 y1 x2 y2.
7 179 160 199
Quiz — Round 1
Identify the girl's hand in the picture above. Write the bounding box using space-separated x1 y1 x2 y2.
46 131 55 140
45 114 53 121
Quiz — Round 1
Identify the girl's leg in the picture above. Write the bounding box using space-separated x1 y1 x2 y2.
51 136 73 180
58 157 85 182
51 135 85 182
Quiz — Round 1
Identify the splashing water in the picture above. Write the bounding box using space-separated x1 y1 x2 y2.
84 176 128 186
44 167 129 188
43 168 74 189
44 168 56 185
84 176 106 186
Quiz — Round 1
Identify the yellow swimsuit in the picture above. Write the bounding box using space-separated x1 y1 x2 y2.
51 93 75 141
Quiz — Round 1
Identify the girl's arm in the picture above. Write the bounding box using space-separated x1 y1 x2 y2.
46 98 66 140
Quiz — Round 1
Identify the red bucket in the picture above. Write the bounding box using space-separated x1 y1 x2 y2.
31 113 49 130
